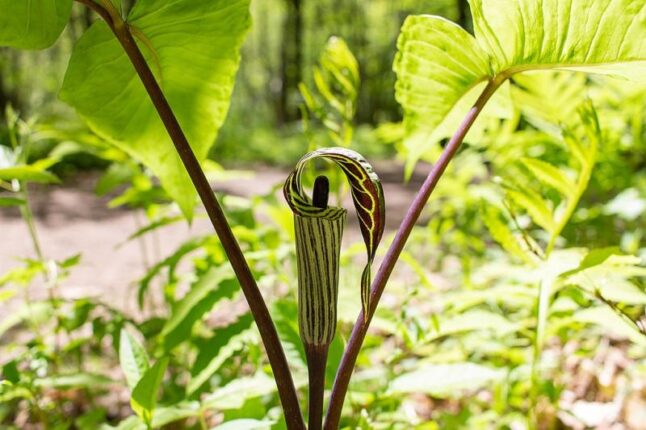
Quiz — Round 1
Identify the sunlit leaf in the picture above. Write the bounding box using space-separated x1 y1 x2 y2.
0 0 72 49
389 363 506 398
131 357 168 423
520 158 575 197
188 314 255 395
119 329 150 390
506 187 555 232
203 373 277 411
481 205 531 262
470 0 646 81
211 419 274 430
60 0 251 218
0 197 25 207
396 0 646 168
161 267 239 351
0 166 60 184
34 373 112 389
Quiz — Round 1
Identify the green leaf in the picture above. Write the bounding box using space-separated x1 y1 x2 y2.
131 357 168 424
395 0 646 167
60 0 251 218
34 373 112 389
212 420 275 430
506 187 555 232
272 301 307 368
137 236 210 308
394 15 491 140
520 158 575 197
481 205 530 262
389 363 506 398
470 0 646 81
427 310 518 341
161 267 239 351
0 197 25 207
151 403 201 428
0 0 72 49
119 329 150 390
0 166 60 184
560 247 621 278
203 373 277 411
123 215 185 244
0 301 53 337
574 307 646 345
188 314 255 395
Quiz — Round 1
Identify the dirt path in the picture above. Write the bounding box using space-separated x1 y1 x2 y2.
0 163 426 311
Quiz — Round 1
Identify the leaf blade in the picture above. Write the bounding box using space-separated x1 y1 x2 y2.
0 0 72 49
119 329 150 390
60 0 252 217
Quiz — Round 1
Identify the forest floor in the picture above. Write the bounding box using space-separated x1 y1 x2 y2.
0 162 426 313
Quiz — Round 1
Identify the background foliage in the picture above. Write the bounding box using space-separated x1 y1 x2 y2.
1 0 645 429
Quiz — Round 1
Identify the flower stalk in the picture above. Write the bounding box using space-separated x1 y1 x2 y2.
284 148 385 429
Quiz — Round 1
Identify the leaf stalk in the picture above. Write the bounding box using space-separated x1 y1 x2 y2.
323 77 507 429
73 1 305 428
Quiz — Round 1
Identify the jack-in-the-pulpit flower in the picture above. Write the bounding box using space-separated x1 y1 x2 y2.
283 147 385 347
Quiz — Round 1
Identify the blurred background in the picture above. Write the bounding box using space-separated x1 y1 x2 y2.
1 0 645 429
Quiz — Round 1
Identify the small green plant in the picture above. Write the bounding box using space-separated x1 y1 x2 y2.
1 0 645 429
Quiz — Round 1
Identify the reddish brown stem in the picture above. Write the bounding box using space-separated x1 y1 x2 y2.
73 2 305 428
305 345 328 430
323 78 506 429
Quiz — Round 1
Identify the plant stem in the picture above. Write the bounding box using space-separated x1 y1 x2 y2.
19 183 44 261
324 77 506 429
305 345 328 430
73 2 305 428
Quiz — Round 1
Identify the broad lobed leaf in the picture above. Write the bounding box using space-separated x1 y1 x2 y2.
395 0 646 167
394 15 491 138
60 0 252 218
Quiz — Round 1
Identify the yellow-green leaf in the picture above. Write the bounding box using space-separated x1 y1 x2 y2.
0 0 72 49
60 0 251 218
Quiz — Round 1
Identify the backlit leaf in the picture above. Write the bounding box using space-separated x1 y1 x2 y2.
395 0 646 168
390 363 506 398
0 166 60 184
131 357 168 423
119 329 150 390
520 158 575 197
0 0 72 49
60 0 251 218
161 267 239 351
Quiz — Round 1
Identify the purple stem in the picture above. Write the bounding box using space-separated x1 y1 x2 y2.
324 78 505 429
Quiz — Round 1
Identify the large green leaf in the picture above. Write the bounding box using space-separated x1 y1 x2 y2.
60 0 251 217
0 0 72 49
395 0 646 166
394 16 491 138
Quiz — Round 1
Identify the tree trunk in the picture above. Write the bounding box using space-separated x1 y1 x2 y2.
277 0 303 125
